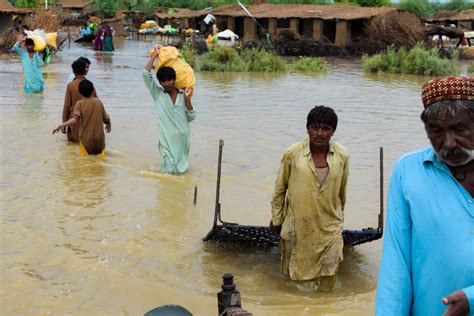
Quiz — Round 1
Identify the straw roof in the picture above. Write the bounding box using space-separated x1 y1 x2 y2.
0 0 14 13
154 7 210 19
0 0 31 13
427 9 474 22
59 0 93 9
211 3 397 20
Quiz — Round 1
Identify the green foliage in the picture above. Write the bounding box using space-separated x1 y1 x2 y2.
440 0 474 11
354 0 388 7
181 44 196 68
198 46 248 71
241 48 287 72
362 43 461 76
15 0 38 8
397 0 434 18
94 0 120 18
468 62 474 75
198 46 288 72
292 57 327 73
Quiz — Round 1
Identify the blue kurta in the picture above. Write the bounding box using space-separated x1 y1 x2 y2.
12 42 44 93
142 70 196 174
376 147 474 315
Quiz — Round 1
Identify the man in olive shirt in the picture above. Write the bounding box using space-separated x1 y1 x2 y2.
270 106 349 291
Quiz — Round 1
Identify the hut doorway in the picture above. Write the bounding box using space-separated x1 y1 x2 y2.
323 20 336 43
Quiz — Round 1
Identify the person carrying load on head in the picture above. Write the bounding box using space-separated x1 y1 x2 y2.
270 106 349 291
143 45 195 174
376 77 474 316
11 34 45 93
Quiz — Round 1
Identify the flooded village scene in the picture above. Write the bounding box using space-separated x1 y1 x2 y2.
1 0 473 314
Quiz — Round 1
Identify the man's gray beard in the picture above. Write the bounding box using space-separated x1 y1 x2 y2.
436 146 474 167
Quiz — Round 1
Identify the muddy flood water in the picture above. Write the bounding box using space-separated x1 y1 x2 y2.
0 37 446 315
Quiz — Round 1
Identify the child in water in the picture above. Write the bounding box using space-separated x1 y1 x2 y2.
53 79 111 156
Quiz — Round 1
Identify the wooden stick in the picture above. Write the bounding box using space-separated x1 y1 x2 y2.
378 147 384 233
213 139 224 227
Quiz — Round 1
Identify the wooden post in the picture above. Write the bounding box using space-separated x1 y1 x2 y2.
268 18 277 35
313 19 323 40
335 20 351 46
227 17 235 32
243 17 257 41
290 18 299 35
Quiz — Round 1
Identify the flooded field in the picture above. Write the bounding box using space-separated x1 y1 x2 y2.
1 37 434 315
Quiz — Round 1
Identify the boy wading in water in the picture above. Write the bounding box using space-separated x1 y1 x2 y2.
143 45 195 174
53 80 111 157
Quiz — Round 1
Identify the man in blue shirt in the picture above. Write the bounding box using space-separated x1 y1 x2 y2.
11 34 44 93
376 77 473 315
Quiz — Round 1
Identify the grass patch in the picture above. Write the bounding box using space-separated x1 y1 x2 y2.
181 44 196 68
362 43 460 76
197 46 288 72
198 46 248 71
242 48 288 72
292 57 327 74
468 62 474 75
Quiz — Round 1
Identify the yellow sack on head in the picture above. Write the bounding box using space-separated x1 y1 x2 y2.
150 46 195 96
28 34 46 52
45 32 57 49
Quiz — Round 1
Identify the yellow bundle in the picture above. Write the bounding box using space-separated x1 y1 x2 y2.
28 34 46 52
141 21 158 29
45 32 57 49
149 46 195 95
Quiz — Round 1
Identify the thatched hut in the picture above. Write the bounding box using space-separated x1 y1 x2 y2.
0 0 31 31
210 3 397 46
154 7 210 31
427 9 474 30
58 0 94 17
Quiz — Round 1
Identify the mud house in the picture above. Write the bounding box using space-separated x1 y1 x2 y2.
211 3 396 46
427 9 474 30
154 7 210 31
58 0 94 17
0 0 31 31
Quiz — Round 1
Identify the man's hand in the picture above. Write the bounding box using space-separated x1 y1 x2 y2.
184 87 193 99
442 290 469 316
105 123 111 133
17 34 26 43
151 44 161 58
269 219 282 235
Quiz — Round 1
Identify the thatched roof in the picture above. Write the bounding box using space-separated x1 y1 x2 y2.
154 7 210 19
0 0 14 13
59 0 93 9
427 9 474 22
211 3 397 20
0 0 31 13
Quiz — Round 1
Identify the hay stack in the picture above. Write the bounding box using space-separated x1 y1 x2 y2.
0 10 63 52
460 47 474 60
360 11 425 54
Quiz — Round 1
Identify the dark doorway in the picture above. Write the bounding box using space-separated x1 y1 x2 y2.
323 20 336 43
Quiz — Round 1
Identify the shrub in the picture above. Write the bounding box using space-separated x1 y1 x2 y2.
397 0 435 18
198 46 248 71
181 44 196 68
292 57 327 73
241 48 287 72
362 43 460 76
355 0 388 7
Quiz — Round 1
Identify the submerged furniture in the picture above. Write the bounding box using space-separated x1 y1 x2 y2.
203 140 384 247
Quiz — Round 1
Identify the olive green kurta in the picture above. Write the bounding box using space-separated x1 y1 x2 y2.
271 139 349 282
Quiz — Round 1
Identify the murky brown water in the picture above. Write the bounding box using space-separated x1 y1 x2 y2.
0 37 444 315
